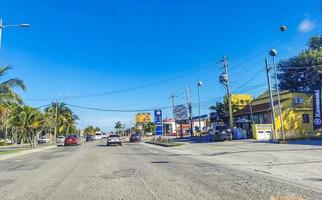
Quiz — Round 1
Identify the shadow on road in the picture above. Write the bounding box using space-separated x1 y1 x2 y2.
173 135 214 143
96 144 121 147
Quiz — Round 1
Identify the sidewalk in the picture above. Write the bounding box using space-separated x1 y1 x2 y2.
144 139 322 191
0 145 56 161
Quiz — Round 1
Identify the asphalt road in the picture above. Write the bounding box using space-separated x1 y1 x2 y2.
0 140 321 200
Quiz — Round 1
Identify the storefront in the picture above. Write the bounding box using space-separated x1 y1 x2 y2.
234 91 316 139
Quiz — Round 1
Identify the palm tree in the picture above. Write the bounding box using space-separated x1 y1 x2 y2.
17 106 45 148
0 65 26 105
45 102 78 141
0 66 26 143
115 121 125 135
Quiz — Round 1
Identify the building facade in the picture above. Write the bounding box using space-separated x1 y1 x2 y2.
234 91 318 139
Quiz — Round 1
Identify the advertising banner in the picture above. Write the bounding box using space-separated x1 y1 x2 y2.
154 110 163 135
313 83 322 130
174 105 188 121
135 113 151 123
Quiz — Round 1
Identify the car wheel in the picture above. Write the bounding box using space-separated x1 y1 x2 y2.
107 143 109 146
119 143 122 146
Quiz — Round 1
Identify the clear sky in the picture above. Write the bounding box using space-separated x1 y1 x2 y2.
0 0 321 130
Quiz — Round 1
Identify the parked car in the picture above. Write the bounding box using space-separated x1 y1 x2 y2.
102 133 109 139
130 133 141 142
107 134 122 146
209 125 232 142
38 136 50 144
56 136 65 146
64 135 81 146
94 132 102 140
0 138 13 145
86 135 95 141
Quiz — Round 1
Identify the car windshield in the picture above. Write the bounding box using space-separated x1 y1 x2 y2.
110 135 120 138
216 126 227 131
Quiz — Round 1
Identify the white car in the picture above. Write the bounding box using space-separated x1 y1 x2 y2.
0 138 13 144
102 133 109 139
94 133 102 140
38 136 50 144
56 136 65 146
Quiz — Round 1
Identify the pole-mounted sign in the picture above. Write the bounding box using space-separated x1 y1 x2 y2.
313 82 322 130
154 110 163 135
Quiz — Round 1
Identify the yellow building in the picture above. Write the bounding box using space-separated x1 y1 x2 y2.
234 91 319 139
224 94 253 113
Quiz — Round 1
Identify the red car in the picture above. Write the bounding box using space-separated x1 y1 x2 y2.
64 135 81 146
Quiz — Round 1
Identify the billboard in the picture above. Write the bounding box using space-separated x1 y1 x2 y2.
174 105 188 121
313 83 322 130
154 110 163 135
135 113 151 123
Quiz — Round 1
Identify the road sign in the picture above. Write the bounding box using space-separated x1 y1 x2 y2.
174 105 188 121
313 83 322 130
154 110 163 135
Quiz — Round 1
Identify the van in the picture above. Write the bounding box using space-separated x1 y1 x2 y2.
94 132 102 140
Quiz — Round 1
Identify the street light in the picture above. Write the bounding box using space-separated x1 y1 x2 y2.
197 81 203 136
0 18 30 50
269 48 285 142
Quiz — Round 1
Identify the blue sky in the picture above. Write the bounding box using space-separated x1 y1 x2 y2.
0 0 321 130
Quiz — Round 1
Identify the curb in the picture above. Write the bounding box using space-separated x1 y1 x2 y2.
0 145 56 161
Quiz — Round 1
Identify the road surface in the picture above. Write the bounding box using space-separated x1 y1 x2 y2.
0 140 321 200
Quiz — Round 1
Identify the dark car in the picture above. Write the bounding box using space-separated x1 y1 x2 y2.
65 135 81 146
107 134 122 146
209 125 232 142
130 133 141 142
86 135 95 141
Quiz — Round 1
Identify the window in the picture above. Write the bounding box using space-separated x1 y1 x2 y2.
302 114 310 124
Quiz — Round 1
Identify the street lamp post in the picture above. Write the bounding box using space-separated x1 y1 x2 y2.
197 81 203 136
0 18 30 50
269 49 285 142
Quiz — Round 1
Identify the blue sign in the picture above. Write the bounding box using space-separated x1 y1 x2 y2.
154 110 163 135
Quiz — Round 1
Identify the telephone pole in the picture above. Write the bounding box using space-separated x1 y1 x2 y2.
185 86 193 137
219 56 233 139
270 49 285 141
170 90 177 136
265 58 277 140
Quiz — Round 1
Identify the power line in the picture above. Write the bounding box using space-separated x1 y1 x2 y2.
66 103 172 113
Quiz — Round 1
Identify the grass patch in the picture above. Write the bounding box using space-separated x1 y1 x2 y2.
0 149 24 156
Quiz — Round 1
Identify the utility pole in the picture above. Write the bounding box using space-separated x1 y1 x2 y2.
54 100 58 143
220 56 233 139
170 90 177 136
270 49 285 141
185 86 193 137
265 58 277 140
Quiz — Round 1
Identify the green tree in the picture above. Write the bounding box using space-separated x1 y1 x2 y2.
277 35 322 92
0 66 26 143
209 101 226 114
114 121 125 135
83 126 100 135
143 122 156 135
16 106 46 148
45 102 78 140
0 65 26 105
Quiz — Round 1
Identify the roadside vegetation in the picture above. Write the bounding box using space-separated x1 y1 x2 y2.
0 66 79 147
